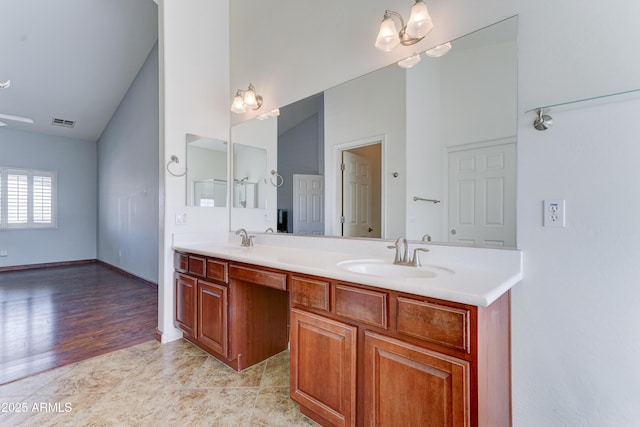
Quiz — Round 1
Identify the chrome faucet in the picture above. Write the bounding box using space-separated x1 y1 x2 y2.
387 237 408 264
235 228 254 247
387 236 429 266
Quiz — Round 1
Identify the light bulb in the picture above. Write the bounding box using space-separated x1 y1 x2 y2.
406 0 433 38
375 15 400 52
230 91 246 114
243 87 258 109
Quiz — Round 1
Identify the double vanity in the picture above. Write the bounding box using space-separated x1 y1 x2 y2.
172 234 522 426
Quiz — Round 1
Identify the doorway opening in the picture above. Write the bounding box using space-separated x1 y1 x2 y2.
340 142 382 238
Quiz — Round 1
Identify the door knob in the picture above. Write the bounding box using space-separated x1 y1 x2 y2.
450 229 457 235
368 227 373 232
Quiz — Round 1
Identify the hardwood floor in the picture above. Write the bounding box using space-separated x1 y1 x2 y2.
0 262 158 385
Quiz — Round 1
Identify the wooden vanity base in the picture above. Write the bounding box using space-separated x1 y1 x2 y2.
174 251 511 426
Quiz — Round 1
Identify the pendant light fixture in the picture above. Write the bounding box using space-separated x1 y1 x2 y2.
375 1 433 52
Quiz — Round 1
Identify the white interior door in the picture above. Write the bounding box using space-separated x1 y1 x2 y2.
342 151 374 237
448 142 516 247
293 174 324 234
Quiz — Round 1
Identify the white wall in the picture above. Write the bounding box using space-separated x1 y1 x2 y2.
158 0 230 342
226 0 640 425
0 129 97 267
440 41 517 146
514 1 640 425
406 57 443 240
97 43 159 283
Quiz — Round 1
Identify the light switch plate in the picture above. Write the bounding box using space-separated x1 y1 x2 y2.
175 212 188 225
543 199 565 227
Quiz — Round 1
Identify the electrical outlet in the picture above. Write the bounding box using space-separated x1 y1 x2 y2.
544 200 565 227
0 249 7 257
175 212 188 225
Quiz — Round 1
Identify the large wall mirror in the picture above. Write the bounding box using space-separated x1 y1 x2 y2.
186 134 228 207
230 116 278 231
230 16 518 248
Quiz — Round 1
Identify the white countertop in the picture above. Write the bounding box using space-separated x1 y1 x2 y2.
172 236 523 307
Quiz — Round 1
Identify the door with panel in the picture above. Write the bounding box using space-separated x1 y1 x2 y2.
290 308 357 427
447 141 516 247
341 150 374 238
197 280 228 357
293 174 325 235
363 331 471 427
174 272 197 337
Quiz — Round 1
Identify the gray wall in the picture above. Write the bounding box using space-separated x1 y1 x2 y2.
97 43 159 283
0 129 97 267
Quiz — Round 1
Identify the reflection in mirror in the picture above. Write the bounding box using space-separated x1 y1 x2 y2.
233 143 267 209
234 16 518 248
186 134 228 207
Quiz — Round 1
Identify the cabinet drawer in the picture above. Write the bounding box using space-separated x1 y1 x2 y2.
290 275 330 312
206 259 228 283
335 284 388 329
188 255 207 277
174 252 188 273
396 297 470 352
229 264 287 291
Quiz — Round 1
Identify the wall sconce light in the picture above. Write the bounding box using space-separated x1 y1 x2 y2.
375 0 433 52
230 83 263 114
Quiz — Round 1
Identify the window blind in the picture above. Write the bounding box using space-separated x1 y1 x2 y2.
0 167 57 229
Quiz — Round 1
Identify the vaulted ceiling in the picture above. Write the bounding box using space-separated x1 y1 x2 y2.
0 0 158 142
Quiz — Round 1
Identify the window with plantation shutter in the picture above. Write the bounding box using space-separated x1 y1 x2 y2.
0 167 57 230
33 175 53 224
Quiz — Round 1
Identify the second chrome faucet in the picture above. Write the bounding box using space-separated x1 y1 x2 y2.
235 228 255 247
387 236 429 267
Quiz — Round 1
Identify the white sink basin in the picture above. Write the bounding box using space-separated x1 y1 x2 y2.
337 260 443 279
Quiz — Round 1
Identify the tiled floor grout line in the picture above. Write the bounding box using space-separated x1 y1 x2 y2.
248 356 271 426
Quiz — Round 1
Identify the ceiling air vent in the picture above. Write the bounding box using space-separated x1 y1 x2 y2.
51 117 76 128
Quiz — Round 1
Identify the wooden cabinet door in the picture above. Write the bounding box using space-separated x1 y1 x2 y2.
290 308 357 427
197 280 228 356
175 273 197 337
364 331 470 427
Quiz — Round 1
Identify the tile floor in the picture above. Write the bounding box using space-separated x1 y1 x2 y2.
0 339 318 427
